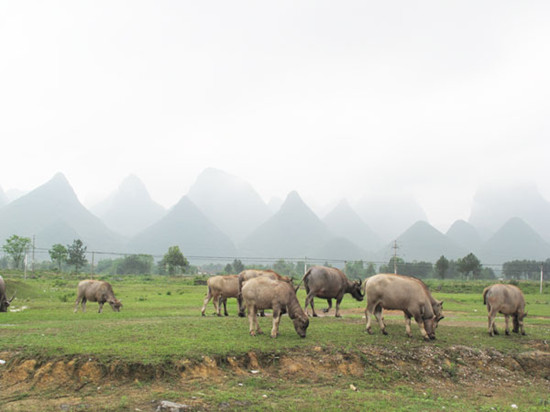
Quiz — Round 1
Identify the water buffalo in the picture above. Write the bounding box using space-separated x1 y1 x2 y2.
242 276 309 338
303 265 363 317
364 273 443 341
237 269 293 317
0 275 16 312
483 284 527 337
74 280 122 313
201 275 240 316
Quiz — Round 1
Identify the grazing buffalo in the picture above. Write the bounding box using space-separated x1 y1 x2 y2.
0 275 16 312
237 269 293 317
242 276 309 338
201 275 240 316
74 280 122 313
483 284 527 337
364 273 444 341
303 265 363 317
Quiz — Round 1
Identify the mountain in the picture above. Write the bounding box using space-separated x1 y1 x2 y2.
0 186 8 208
239 191 334 258
477 217 550 264
355 194 428 242
323 199 383 253
187 168 272 243
128 196 237 258
469 182 550 242
311 237 370 261
386 220 466 262
267 196 283 213
92 175 166 237
446 220 483 252
0 173 125 251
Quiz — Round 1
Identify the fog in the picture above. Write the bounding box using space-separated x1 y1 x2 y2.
1 1 549 231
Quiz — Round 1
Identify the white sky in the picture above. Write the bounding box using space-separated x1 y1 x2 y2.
1 1 549 232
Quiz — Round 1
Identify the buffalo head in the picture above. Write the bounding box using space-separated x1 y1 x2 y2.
432 300 444 328
292 315 309 338
350 280 364 302
109 298 123 312
0 292 15 312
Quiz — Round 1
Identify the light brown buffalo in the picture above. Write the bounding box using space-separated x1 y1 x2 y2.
303 265 363 317
242 276 309 338
201 275 240 316
0 275 16 312
483 284 527 336
74 280 122 313
364 273 443 341
237 269 293 317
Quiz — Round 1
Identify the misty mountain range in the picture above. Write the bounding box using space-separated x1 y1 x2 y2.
1 169 550 265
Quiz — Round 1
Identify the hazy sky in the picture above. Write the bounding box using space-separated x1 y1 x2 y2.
1 1 549 231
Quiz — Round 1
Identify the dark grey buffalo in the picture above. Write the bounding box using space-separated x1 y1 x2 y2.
74 279 122 313
303 266 363 317
1 275 16 312
483 284 527 336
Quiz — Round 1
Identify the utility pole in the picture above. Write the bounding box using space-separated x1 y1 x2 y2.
91 252 95 279
32 235 35 273
393 240 399 274
541 263 544 294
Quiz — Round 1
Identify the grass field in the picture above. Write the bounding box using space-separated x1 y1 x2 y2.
1 273 549 411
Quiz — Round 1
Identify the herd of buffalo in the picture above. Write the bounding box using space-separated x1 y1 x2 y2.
0 266 527 341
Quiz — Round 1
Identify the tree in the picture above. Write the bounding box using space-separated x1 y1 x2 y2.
3 235 32 270
160 246 189 275
457 253 482 280
116 254 153 275
232 259 245 274
49 244 68 271
67 239 88 274
365 262 377 277
435 255 449 280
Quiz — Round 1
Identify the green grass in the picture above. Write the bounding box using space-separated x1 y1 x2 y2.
1 273 549 411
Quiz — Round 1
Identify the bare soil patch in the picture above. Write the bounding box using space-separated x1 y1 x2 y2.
1 344 549 411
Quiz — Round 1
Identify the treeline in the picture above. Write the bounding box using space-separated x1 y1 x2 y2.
1 234 549 280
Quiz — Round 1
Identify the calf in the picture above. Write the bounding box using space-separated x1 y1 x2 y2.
242 276 309 338
483 284 527 336
74 280 122 313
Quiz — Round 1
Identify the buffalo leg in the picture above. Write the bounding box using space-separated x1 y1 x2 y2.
81 298 87 313
322 299 333 314
237 295 245 317
487 307 498 336
413 314 430 341
334 297 343 318
374 304 387 335
504 315 511 335
271 307 281 338
305 292 318 317
365 301 375 334
248 305 263 336
404 313 413 338
74 296 82 313
222 298 229 316
512 314 519 334
98 301 104 313
200 290 212 316
215 295 223 317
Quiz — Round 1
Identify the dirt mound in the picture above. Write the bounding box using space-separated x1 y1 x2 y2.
1 346 549 410
1 345 549 387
